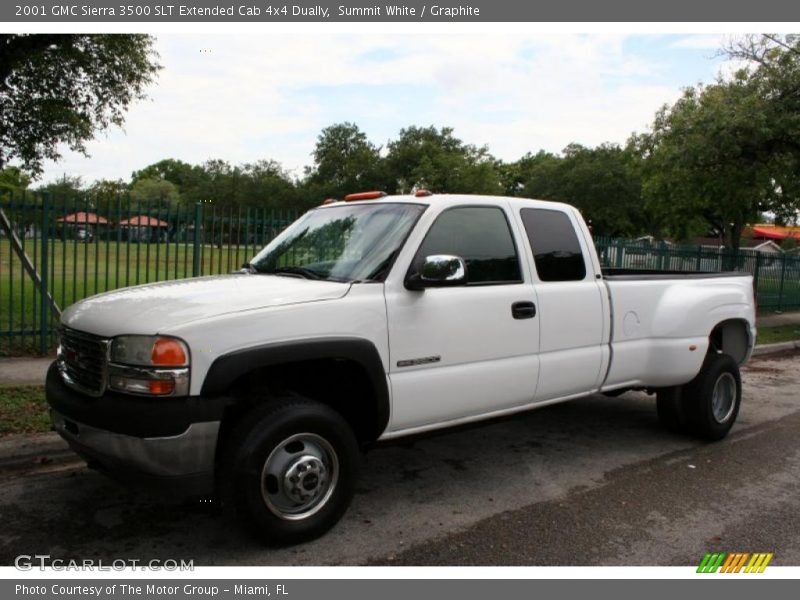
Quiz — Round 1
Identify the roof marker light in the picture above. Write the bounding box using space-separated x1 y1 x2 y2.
415 190 433 197
344 191 387 202
321 198 338 205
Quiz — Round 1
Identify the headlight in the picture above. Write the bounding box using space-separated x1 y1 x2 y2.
111 335 189 367
109 336 190 396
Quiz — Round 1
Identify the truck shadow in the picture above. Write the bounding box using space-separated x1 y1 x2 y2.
0 391 698 566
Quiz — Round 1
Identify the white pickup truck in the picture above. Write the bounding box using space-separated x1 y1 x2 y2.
46 192 756 544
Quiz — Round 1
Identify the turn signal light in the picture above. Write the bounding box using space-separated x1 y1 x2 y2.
344 191 387 202
148 380 176 395
151 338 188 366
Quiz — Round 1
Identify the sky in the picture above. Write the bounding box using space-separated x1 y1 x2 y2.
36 33 734 185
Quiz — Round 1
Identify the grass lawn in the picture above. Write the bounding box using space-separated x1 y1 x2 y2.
0 385 50 435
757 325 800 345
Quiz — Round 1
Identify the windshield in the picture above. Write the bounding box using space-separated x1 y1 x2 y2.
249 203 426 282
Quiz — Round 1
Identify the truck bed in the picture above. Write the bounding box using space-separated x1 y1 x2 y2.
600 269 755 390
602 268 751 280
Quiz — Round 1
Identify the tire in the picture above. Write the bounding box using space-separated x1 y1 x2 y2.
656 386 687 433
221 396 360 545
680 353 742 441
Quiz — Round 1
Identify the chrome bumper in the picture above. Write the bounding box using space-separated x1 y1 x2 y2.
51 410 219 480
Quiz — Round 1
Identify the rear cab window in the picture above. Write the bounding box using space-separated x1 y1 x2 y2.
519 208 588 282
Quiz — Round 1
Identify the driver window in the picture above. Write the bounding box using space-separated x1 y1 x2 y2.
414 207 522 285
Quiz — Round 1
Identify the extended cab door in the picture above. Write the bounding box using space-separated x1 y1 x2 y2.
384 202 541 433
516 207 607 400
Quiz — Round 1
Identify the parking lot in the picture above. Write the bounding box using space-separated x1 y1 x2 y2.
0 351 798 566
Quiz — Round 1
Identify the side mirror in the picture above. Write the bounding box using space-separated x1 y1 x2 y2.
405 255 467 291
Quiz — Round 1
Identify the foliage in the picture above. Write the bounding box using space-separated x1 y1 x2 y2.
131 158 208 204
130 177 181 208
0 34 161 176
305 122 386 200
35 174 85 204
385 126 502 195
725 35 800 225
87 178 129 201
635 34 800 250
507 145 646 238
0 166 30 194
636 77 773 249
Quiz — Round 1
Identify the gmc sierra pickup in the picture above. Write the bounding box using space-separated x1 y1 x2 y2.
46 193 756 544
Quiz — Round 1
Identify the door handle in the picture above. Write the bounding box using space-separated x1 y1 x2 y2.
511 301 536 319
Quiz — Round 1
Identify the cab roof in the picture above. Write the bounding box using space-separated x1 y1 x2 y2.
320 192 573 212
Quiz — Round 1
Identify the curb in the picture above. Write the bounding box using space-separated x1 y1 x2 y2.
0 432 75 472
751 341 800 357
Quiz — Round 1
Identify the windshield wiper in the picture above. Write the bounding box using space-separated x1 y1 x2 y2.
265 266 324 280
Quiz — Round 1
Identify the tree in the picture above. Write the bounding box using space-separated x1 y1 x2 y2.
501 150 560 197
0 166 31 195
551 144 644 238
131 158 211 206
723 34 800 225
305 122 385 199
35 174 85 205
87 178 129 201
0 34 160 176
635 34 800 250
506 146 646 238
385 126 502 194
637 77 776 250
129 177 180 209
238 160 302 209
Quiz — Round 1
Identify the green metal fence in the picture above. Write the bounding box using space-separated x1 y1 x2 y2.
3 194 800 356
0 191 301 356
594 236 800 311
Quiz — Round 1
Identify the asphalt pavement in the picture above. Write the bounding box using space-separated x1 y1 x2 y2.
0 351 798 566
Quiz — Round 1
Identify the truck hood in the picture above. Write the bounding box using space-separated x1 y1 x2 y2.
61 274 351 337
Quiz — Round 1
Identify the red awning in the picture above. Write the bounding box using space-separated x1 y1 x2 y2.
751 225 800 241
56 212 108 225
118 216 168 227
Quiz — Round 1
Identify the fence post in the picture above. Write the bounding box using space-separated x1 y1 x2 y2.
192 202 203 277
753 253 762 300
777 253 787 312
615 239 624 268
39 192 50 355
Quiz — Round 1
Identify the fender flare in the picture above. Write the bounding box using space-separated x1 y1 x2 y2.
201 337 390 440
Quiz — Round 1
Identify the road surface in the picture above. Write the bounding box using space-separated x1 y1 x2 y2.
1 352 798 566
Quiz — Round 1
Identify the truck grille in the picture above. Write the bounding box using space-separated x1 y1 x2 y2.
57 327 109 396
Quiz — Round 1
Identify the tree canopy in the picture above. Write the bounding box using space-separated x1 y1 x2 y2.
0 34 160 175
632 34 800 250
385 126 502 195
305 122 385 200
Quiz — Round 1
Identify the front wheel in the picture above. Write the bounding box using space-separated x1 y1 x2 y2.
681 353 742 441
223 396 360 545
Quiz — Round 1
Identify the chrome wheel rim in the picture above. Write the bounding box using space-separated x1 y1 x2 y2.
260 433 339 521
711 372 737 423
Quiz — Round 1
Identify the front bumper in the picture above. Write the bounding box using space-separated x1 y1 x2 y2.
46 362 226 496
